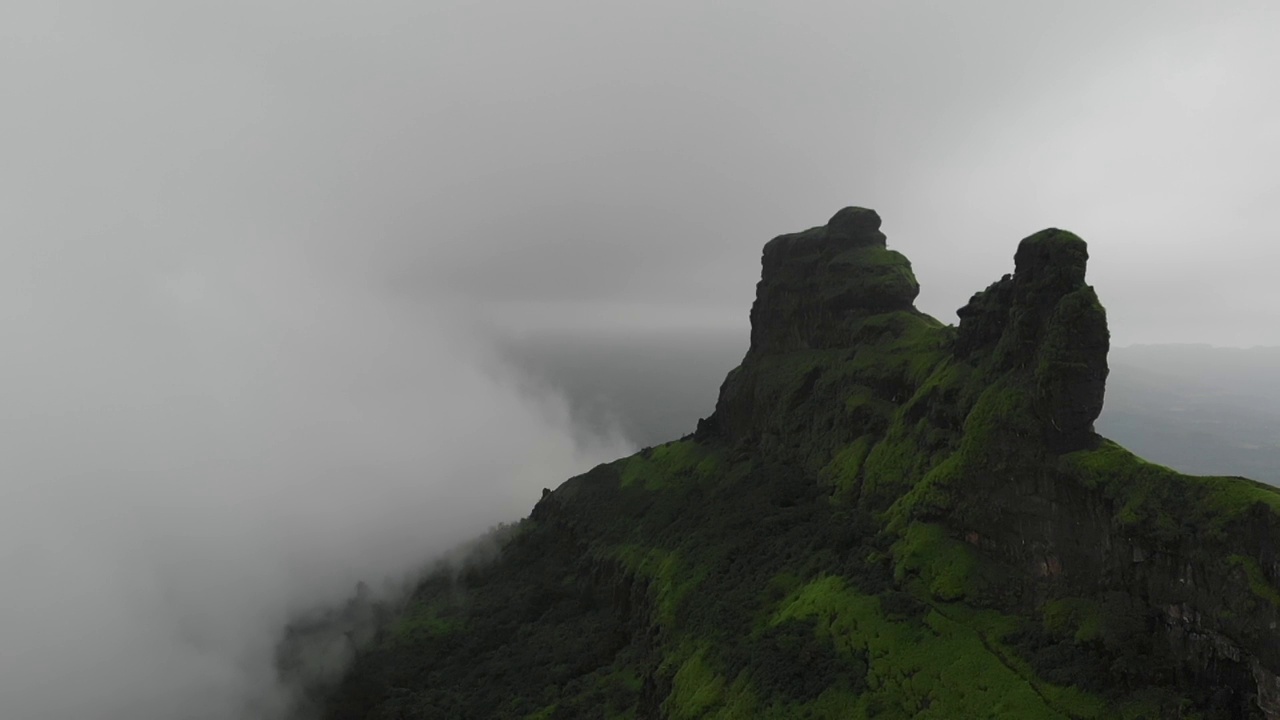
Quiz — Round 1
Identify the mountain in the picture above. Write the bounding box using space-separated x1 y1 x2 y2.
319 208 1280 719
498 318 1280 487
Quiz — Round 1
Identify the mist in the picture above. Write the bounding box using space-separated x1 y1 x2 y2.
5 1 1280 717
2 4 635 716
0 240 626 720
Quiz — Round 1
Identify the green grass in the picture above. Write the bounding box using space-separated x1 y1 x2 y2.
844 311 952 388
1227 555 1280 607
768 576 1108 719
825 245 921 310
613 545 708 626
620 440 723 490
892 522 981 601
820 435 873 495
665 646 730 719
860 432 930 508
884 379 1038 528
388 598 462 643
1064 441 1280 543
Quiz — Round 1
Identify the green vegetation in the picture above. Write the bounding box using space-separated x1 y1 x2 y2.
620 440 722 490
825 245 921 315
1228 555 1280 607
388 598 462 644
1042 597 1105 643
319 209 1280 719
614 545 708 626
820 435 873 495
892 522 982 601
766 576 1111 719
1064 440 1280 544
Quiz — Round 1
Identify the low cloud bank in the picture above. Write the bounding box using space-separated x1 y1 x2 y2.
0 246 627 720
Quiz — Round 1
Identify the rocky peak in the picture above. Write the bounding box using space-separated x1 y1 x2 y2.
956 228 1109 450
1013 227 1089 292
706 209 1109 455
747 207 920 355
956 228 1094 359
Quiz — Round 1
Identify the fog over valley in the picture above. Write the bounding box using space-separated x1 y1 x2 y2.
1 241 628 718
3 1 1279 718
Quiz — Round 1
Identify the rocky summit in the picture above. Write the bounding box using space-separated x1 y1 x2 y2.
320 208 1280 719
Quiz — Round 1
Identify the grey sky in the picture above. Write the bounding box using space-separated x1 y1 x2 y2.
3 2 1278 719
10 2 1277 341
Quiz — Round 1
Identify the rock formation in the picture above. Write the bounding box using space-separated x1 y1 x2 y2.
319 207 1280 720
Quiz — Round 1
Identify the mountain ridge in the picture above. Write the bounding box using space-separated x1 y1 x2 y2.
320 208 1280 719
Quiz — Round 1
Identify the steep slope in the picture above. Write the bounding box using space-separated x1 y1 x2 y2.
321 208 1280 720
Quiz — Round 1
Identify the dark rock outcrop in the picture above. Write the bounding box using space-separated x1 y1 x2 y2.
955 228 1110 450
749 207 920 355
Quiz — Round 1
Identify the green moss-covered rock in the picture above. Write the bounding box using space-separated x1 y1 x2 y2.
750 207 921 355
954 228 1109 450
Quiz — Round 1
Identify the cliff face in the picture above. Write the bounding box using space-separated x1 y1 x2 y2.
322 208 1280 720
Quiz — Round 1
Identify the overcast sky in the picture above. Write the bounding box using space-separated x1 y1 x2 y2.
8 2 1279 345
3 2 1279 719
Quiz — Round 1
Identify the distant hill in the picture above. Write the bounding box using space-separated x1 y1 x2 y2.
320 209 1280 719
